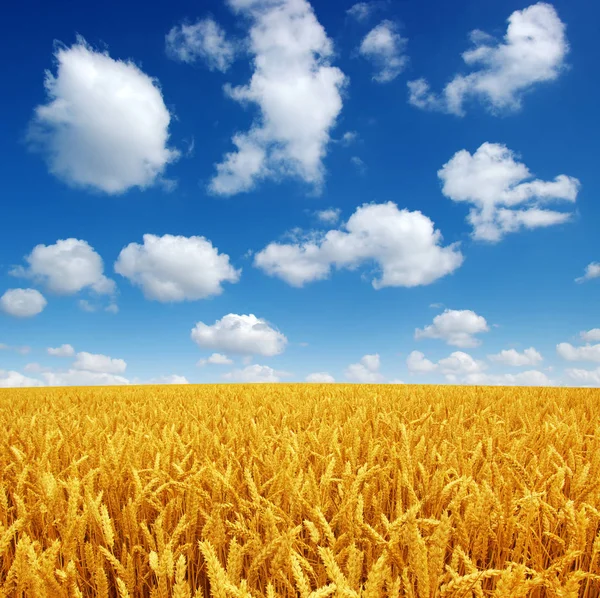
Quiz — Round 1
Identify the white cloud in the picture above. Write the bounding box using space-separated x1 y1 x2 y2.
344 353 384 383
0 289 47 318
408 3 568 115
576 263 600 283
12 238 115 295
145 375 190 385
48 344 75 357
406 350 437 373
438 143 579 242
388 379 404 384
415 309 489 348
73 351 127 374
564 367 600 387
105 303 119 314
340 131 358 146
464 370 553 386
115 234 240 302
191 313 287 357
0 370 44 388
359 21 407 83
197 353 233 366
254 201 463 288
347 2 373 22
209 0 346 195
305 372 335 383
42 370 130 386
166 17 237 71
580 329 600 343
556 343 600 363
350 156 366 173
315 208 341 225
24 363 53 373
27 36 179 194
222 364 288 383
78 299 96 312
488 347 542 366
438 351 486 376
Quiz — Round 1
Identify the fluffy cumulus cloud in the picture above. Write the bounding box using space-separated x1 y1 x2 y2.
564 367 600 387
222 364 289 383
407 349 486 380
359 21 407 83
12 238 115 296
254 202 463 289
344 353 384 383
415 309 489 348
406 351 438 373
0 289 47 318
408 3 568 115
27 36 179 194
197 353 233 366
191 313 287 357
0 370 44 388
438 143 579 242
580 329 600 343
48 344 75 357
73 351 127 374
209 0 346 195
438 351 486 376
488 347 543 366
166 17 237 71
556 343 600 363
114 234 240 302
305 372 335 383
576 263 600 283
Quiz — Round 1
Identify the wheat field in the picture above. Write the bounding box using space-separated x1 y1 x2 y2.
1 384 599 597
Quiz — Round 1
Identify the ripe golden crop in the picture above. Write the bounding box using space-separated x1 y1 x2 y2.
1 383 599 597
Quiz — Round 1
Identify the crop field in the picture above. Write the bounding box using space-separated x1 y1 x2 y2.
1 384 600 597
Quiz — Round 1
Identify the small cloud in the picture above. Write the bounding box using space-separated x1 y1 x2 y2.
12 238 115 296
350 156 366 173
407 3 569 116
576 262 600 283
556 342 600 363
344 353 384 383
347 2 381 22
78 299 96 312
197 352 233 366
580 329 600 343
306 372 335 383
222 364 290 383
115 234 240 302
166 17 237 72
47 344 75 357
415 309 489 348
191 313 287 357
314 208 341 225
340 131 358 146
359 20 408 83
0 289 47 318
488 347 542 367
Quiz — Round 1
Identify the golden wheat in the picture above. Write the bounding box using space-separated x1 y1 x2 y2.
0 383 599 597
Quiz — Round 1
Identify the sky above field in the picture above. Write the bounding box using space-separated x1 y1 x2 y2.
1 0 599 387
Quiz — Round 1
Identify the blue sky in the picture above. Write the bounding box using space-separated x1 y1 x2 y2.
1 0 599 387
